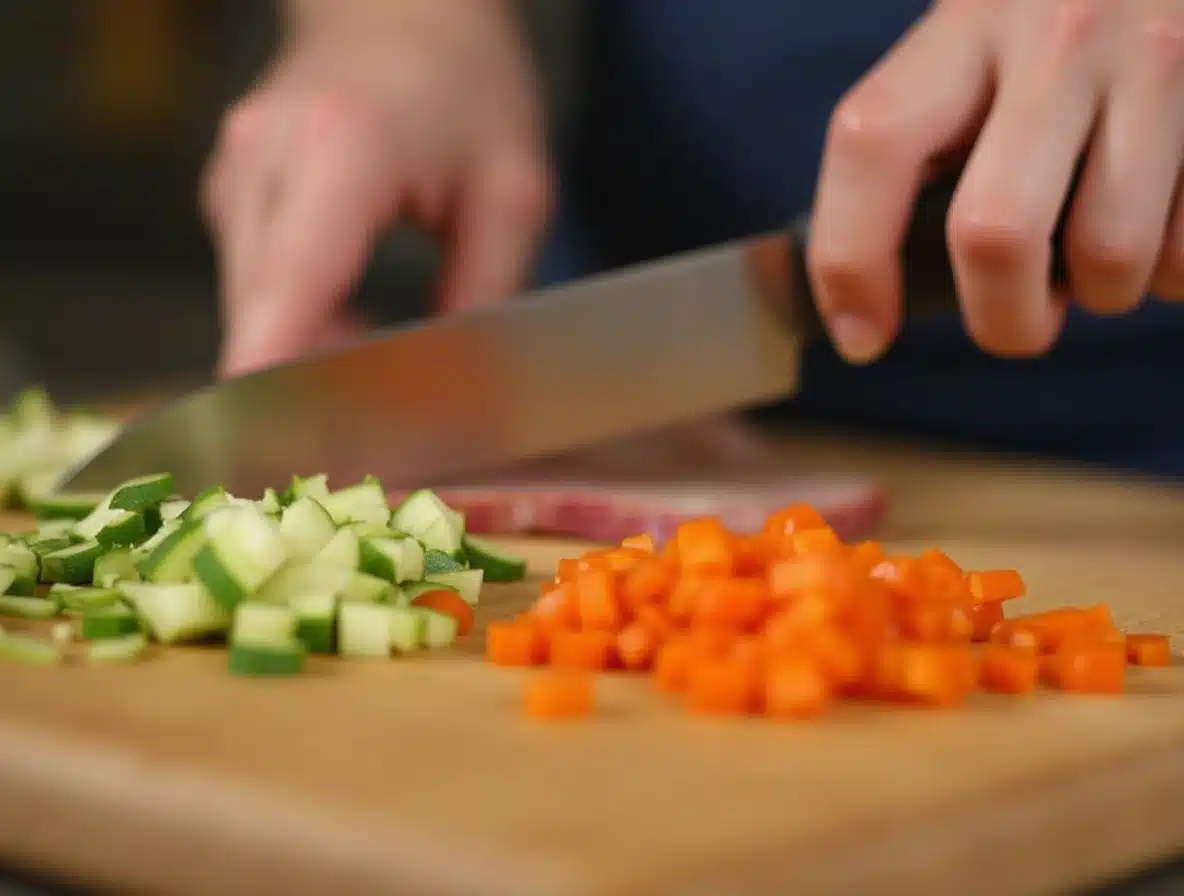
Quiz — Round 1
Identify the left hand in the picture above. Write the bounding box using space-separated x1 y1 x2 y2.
808 0 1184 364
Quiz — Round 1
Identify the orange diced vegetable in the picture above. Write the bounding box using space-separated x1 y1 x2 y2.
691 577 769 630
410 589 476 636
576 566 625 631
1049 641 1126 694
676 517 736 577
1126 633 1172 667
967 601 1005 642
654 637 696 692
967 569 1026 604
764 656 832 719
620 533 655 553
979 644 1039 694
486 622 547 667
523 673 594 720
616 622 660 671
487 502 1153 725
549 630 615 671
685 660 759 715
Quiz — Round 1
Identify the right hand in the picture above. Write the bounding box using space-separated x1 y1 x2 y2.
201 0 552 378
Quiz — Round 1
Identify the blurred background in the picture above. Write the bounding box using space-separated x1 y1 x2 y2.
0 0 583 404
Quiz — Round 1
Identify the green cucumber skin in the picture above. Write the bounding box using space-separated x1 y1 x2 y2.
191 547 250 611
296 619 335 654
461 534 527 583
228 644 305 676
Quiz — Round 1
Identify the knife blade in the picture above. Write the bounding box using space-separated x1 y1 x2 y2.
60 174 1068 497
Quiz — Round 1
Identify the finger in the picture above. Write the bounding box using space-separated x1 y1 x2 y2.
945 4 1108 357
202 101 283 335
1065 10 1184 313
219 101 396 378
1152 179 1184 301
807 2 994 365
437 144 552 312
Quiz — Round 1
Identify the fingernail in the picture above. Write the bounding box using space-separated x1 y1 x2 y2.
829 313 886 365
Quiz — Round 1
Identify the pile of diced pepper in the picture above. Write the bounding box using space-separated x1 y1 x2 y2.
486 504 1174 720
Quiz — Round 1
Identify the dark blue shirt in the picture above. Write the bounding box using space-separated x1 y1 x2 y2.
535 0 1184 478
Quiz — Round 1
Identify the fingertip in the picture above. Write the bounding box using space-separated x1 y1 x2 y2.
216 294 292 379
828 312 891 365
806 245 900 365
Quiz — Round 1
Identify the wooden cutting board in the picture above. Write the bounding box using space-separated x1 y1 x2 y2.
1 433 1183 896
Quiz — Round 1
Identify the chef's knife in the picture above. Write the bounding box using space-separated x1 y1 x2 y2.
61 174 1069 497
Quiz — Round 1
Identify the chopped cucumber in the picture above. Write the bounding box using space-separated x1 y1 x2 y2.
424 568 484 605
183 485 230 520
54 585 123 613
159 498 190 522
321 476 388 526
228 639 305 676
0 543 37 594
462 534 527 582
232 602 297 645
423 549 467 575
339 571 395 604
389 488 464 556
257 561 350 603
389 605 425 653
0 449 489 677
32 490 107 521
0 594 59 619
412 607 459 649
85 633 147 664
191 507 286 610
81 604 141 639
93 510 147 548
360 536 425 584
41 538 103 585
337 602 393 658
0 633 62 664
279 497 336 559
51 621 74 644
315 527 360 569
109 473 175 512
284 473 329 504
118 581 230 644
93 549 139 587
138 519 205 583
291 593 336 653
258 487 282 516
400 580 458 605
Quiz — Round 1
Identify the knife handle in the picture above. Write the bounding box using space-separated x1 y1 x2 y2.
782 170 1072 342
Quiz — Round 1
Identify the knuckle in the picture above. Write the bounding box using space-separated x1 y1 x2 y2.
1136 11 1184 84
1070 231 1148 284
217 98 267 155
826 94 907 162
1045 0 1109 58
948 209 1039 272
298 87 373 144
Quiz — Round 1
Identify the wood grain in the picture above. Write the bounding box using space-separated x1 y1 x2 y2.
1 430 1183 895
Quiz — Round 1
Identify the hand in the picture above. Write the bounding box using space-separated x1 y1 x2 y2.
201 0 552 377
807 0 1184 364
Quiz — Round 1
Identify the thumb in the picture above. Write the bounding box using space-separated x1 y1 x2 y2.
219 133 395 378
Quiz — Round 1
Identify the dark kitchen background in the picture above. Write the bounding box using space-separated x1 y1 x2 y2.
0 0 584 404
